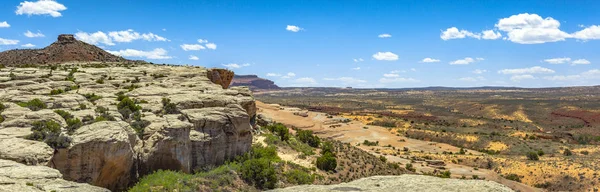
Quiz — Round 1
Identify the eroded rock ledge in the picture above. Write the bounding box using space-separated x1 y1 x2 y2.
0 63 255 191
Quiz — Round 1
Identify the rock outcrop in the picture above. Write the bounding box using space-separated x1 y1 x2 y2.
0 159 109 192
269 175 514 192
0 62 256 191
0 34 129 66
231 75 280 90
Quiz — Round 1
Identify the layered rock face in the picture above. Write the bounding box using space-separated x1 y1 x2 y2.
0 63 255 191
231 74 281 90
269 175 514 192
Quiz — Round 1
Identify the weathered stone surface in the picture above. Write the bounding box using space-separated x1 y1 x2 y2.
269 175 514 192
0 159 109 192
207 68 234 89
0 137 53 165
50 121 138 191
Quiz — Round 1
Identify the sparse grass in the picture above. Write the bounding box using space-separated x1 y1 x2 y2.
18 99 47 111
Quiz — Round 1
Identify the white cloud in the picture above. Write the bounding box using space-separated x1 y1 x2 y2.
75 31 114 45
0 38 19 45
205 43 217 50
180 44 205 51
472 69 487 74
383 73 400 78
410 68 417 72
107 48 171 59
286 25 302 32
571 59 590 65
543 75 581 81
498 66 555 75
476 57 484 61
21 43 35 47
372 52 398 61
16 0 67 17
543 57 571 64
581 69 600 78
266 73 281 77
222 63 250 69
459 77 477 82
108 29 168 42
323 77 367 84
295 77 316 84
449 57 476 65
197 39 208 43
353 58 364 62
420 58 440 63
390 70 403 74
510 74 535 82
0 21 9 28
281 72 296 79
188 55 199 60
440 27 481 40
495 13 571 44
482 30 502 40
379 77 419 83
24 30 44 38
351 67 360 70
572 25 600 40
378 34 392 38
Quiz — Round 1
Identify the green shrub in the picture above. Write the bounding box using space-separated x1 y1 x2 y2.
240 158 277 189
287 137 315 156
25 120 71 149
117 97 141 119
320 141 334 155
363 140 379 146
297 129 320 147
503 173 522 182
537 150 545 156
18 99 47 111
379 155 387 162
439 170 451 178
266 123 290 141
82 93 102 102
526 151 539 161
66 118 82 134
161 98 178 114
49 89 65 95
54 110 73 120
405 163 416 172
95 78 105 84
284 169 314 185
316 152 337 171
563 149 573 156
79 104 87 110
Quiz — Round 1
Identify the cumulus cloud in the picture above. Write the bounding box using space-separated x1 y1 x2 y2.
543 75 582 81
286 25 302 32
0 38 19 45
266 73 281 77
180 44 205 51
107 48 171 59
16 0 67 17
510 74 535 82
24 30 44 38
205 43 217 50
75 31 114 45
351 67 360 70
108 29 168 42
421 58 440 63
353 58 364 62
323 77 367 84
222 63 250 69
472 69 488 74
495 13 571 44
498 66 555 75
482 30 502 40
571 59 591 65
440 27 481 40
572 25 600 40
188 55 199 60
0 21 9 28
449 57 478 65
383 73 400 78
281 72 296 79
543 57 571 64
378 34 392 38
372 52 398 61
197 39 208 43
21 43 35 47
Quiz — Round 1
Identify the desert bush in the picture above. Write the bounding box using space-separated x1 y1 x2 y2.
266 123 290 141
537 150 545 156
240 158 277 189
379 155 387 162
284 169 314 185
297 129 320 147
18 99 47 111
526 151 539 161
161 98 178 114
503 173 522 182
367 119 396 128
563 149 573 156
316 152 337 171
26 120 71 149
54 110 73 120
439 170 451 178
580 150 589 155
363 140 379 146
49 89 65 95
405 163 416 172
66 118 82 134
321 141 334 155
82 93 102 102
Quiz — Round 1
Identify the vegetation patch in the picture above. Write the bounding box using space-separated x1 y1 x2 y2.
18 99 47 111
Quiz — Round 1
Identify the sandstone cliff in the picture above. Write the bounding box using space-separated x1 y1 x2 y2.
0 63 256 191
269 175 514 192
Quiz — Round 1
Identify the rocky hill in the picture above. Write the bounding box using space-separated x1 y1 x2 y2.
0 63 255 191
0 34 129 66
269 175 514 192
231 75 280 90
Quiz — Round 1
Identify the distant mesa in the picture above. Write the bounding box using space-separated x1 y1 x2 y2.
0 34 130 66
231 75 280 90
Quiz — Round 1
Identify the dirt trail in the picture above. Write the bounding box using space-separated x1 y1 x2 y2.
257 101 540 192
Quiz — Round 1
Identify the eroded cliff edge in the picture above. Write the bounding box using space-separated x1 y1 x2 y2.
0 63 255 191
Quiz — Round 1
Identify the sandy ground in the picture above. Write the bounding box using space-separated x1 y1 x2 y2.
257 101 540 192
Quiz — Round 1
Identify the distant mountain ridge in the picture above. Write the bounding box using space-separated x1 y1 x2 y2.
231 75 280 90
0 34 129 66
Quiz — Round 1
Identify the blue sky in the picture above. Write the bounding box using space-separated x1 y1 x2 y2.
1 0 600 88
